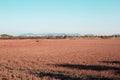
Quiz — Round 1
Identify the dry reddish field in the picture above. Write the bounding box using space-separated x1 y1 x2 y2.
0 38 120 80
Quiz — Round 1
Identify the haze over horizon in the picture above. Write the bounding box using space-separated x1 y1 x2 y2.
0 0 120 35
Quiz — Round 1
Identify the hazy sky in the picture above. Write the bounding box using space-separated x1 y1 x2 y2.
0 0 120 35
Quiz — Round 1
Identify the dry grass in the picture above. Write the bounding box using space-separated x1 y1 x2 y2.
0 39 120 80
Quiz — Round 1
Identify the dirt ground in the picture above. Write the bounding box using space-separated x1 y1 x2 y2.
0 38 120 80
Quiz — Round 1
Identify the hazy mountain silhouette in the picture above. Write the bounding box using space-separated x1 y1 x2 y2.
19 33 82 37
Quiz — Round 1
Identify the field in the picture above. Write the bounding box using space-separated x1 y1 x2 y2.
0 38 120 80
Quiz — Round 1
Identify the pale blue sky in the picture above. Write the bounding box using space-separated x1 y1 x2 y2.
0 0 120 35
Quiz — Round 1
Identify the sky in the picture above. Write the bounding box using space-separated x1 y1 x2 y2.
0 0 120 35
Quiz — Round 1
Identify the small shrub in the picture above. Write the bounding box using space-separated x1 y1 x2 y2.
36 40 39 42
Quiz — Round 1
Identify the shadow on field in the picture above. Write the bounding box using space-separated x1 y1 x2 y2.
99 60 120 75
36 61 120 80
100 61 120 65
52 64 120 71
38 71 81 80
30 61 120 80
38 71 116 80
115 70 120 75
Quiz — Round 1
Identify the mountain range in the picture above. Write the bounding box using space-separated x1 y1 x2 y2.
19 33 82 37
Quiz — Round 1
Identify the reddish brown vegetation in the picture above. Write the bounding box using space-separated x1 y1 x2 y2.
0 38 120 80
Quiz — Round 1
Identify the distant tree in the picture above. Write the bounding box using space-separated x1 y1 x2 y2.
113 35 118 38
100 36 104 38
63 35 67 38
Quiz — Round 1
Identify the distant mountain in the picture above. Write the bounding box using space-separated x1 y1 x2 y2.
19 33 82 37
0 34 13 37
112 34 120 37
19 33 40 36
